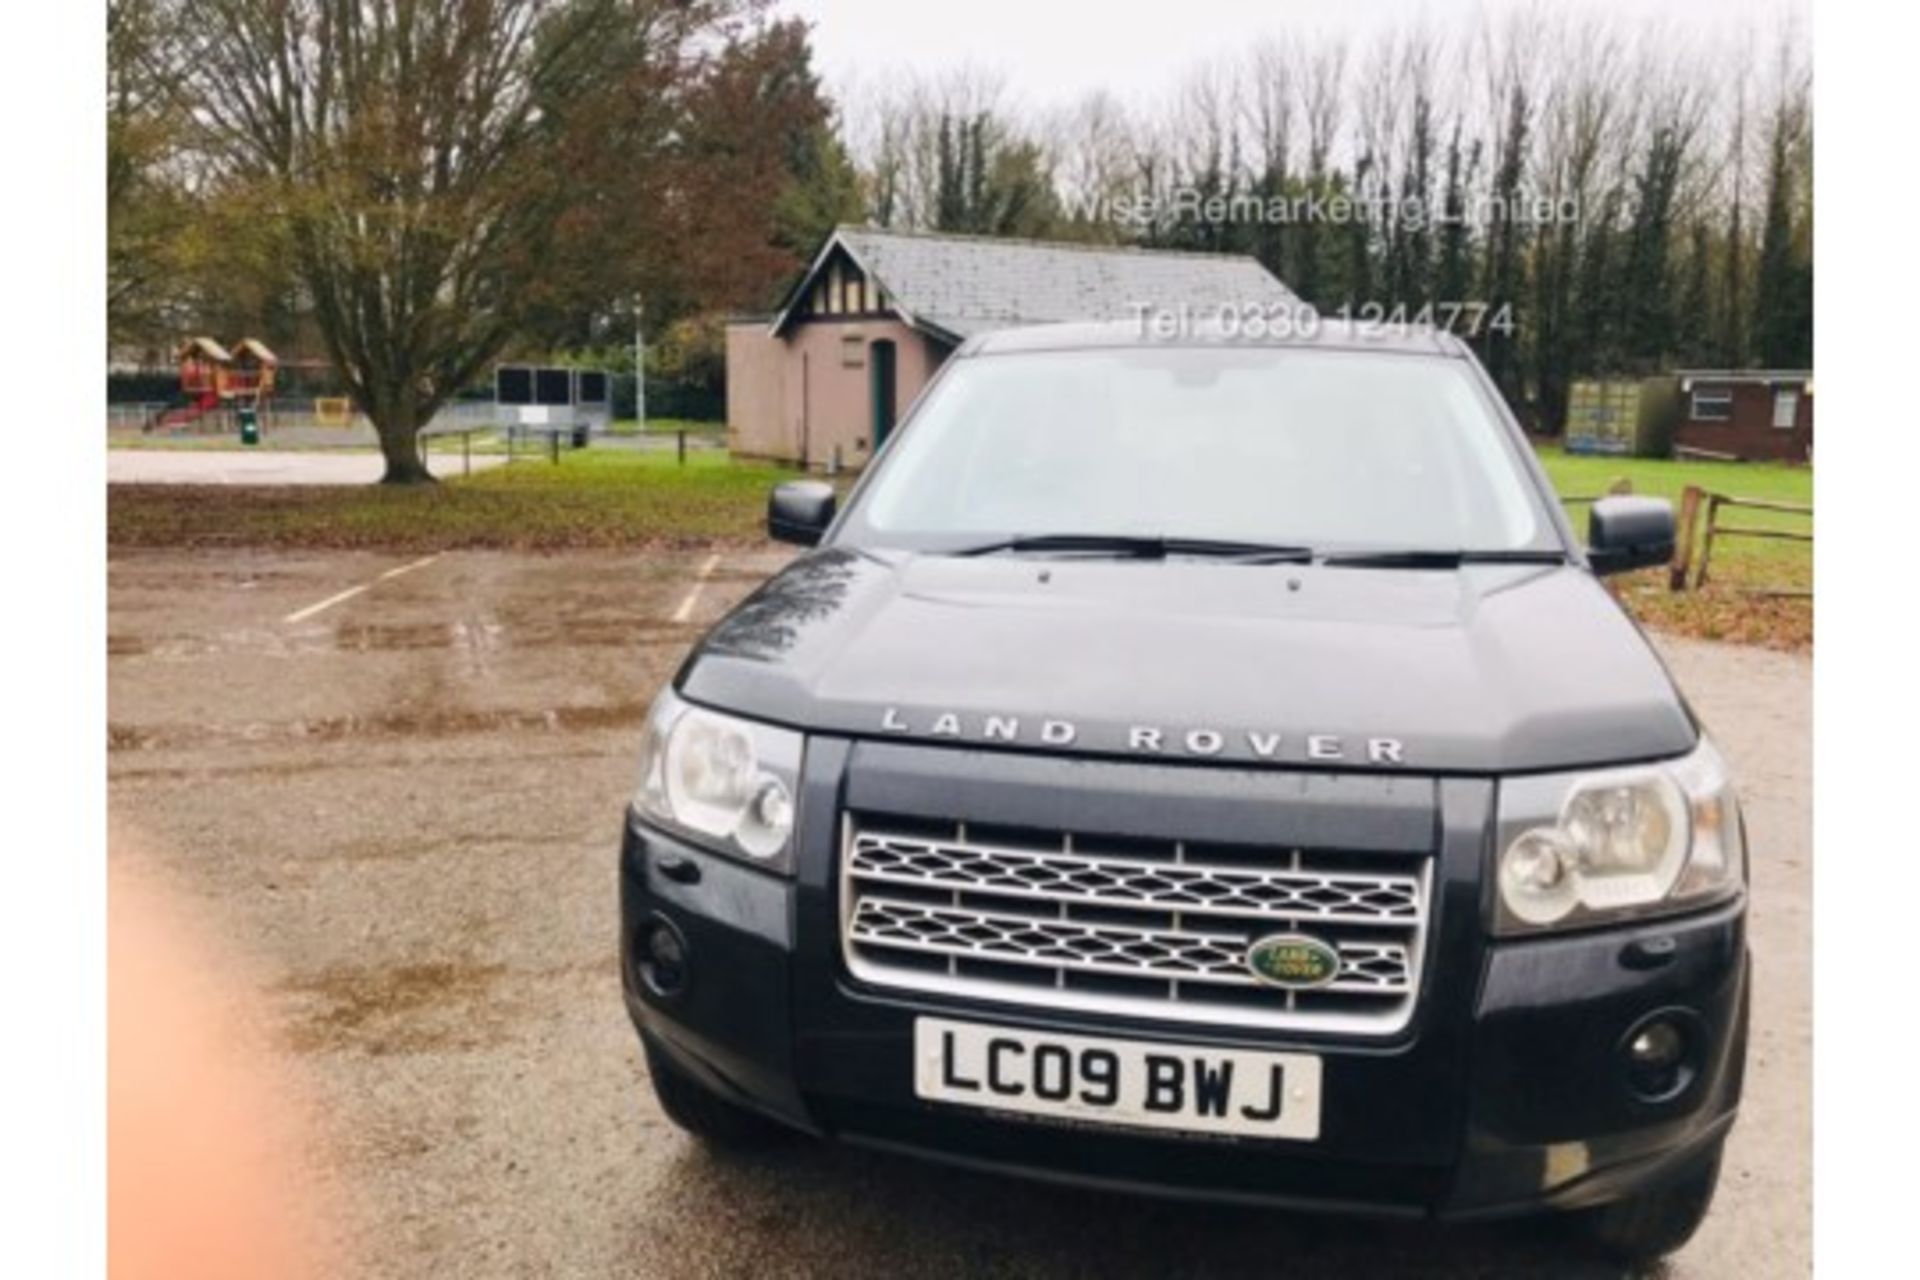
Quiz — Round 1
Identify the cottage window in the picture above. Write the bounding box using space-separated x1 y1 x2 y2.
1690 388 1732 422
842 335 866 369
1772 388 1800 430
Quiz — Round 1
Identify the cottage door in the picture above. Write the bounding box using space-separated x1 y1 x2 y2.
869 340 898 450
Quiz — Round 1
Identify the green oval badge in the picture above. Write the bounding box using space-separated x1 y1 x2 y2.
1246 934 1342 989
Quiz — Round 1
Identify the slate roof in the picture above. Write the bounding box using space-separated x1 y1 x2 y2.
773 226 1297 342
969 317 1466 359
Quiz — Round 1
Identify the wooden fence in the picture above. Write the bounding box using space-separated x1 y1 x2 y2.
1561 479 1812 597
1668 485 1813 596
1561 477 1637 507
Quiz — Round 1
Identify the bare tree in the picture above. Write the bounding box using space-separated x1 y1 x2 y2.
109 0 196 352
1473 12 1542 402
173 0 746 483
832 7 1805 404
850 66 1009 230
841 66 1065 238
1292 36 1347 301
1245 39 1294 187
842 69 915 227
1528 15 1628 418
1752 24 1812 366
1718 25 1759 366
1158 57 1243 251
1239 40 1295 277
1042 89 1140 240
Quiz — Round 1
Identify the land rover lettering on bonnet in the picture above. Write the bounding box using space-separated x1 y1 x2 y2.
876 706 1407 765
619 319 1749 1266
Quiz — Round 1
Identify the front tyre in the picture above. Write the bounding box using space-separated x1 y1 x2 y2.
1572 1142 1724 1264
643 1038 782 1148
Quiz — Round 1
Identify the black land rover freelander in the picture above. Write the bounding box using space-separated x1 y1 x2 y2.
618 319 1748 1264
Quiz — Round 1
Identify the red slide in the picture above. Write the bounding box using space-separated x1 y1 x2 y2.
152 391 221 431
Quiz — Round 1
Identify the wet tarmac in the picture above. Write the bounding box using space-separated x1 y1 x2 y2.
106 548 1811 1278
107 449 508 485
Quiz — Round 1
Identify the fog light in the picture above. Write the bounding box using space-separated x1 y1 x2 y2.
640 917 689 996
1622 1012 1698 1101
1629 1021 1684 1068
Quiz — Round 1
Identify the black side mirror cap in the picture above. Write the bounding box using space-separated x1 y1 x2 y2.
768 480 836 546
1587 495 1676 576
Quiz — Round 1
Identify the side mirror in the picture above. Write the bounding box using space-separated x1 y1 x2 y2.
1587 496 1675 576
768 480 836 546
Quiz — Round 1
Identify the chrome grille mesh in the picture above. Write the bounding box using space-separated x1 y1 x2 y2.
841 820 1432 1035
849 899 1413 989
848 831 1423 925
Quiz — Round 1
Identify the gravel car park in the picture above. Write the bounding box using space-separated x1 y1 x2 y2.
106 545 1807 1278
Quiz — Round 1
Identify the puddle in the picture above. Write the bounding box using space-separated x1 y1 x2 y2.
106 565 310 590
110 746 616 785
109 702 651 751
107 630 274 658
276 960 510 1055
108 618 689 659
320 832 582 865
324 618 686 651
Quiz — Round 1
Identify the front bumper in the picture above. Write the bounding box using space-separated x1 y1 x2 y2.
618 747 1748 1220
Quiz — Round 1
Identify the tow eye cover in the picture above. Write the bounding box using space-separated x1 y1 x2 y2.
1246 933 1342 989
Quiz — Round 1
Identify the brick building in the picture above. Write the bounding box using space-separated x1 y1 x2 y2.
1672 370 1814 463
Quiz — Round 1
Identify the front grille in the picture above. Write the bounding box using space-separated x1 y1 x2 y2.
841 818 1433 1035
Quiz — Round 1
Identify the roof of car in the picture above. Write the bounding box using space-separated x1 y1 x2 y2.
960 316 1472 358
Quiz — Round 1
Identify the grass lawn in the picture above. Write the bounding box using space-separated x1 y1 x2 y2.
108 446 801 551
1535 445 1812 649
602 418 725 437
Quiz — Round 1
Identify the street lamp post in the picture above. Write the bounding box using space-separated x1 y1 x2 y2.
634 294 646 430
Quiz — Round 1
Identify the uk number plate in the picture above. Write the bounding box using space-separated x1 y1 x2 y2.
913 1017 1322 1141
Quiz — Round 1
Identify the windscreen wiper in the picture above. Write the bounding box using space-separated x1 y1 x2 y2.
1318 548 1568 569
953 534 1313 562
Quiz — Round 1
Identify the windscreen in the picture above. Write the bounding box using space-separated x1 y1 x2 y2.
848 346 1549 553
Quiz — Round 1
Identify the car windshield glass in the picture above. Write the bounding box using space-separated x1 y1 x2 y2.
846 346 1552 554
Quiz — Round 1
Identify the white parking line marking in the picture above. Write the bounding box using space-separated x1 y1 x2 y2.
283 554 444 624
671 553 724 625
283 584 370 625
378 554 443 583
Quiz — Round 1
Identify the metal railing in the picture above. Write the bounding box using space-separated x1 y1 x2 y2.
107 402 172 433
110 397 501 436
113 399 728 473
416 423 500 477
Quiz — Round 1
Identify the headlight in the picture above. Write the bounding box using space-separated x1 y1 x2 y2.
1495 738 1746 934
633 688 801 873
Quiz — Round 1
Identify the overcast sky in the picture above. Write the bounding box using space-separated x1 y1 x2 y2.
779 0 1811 110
